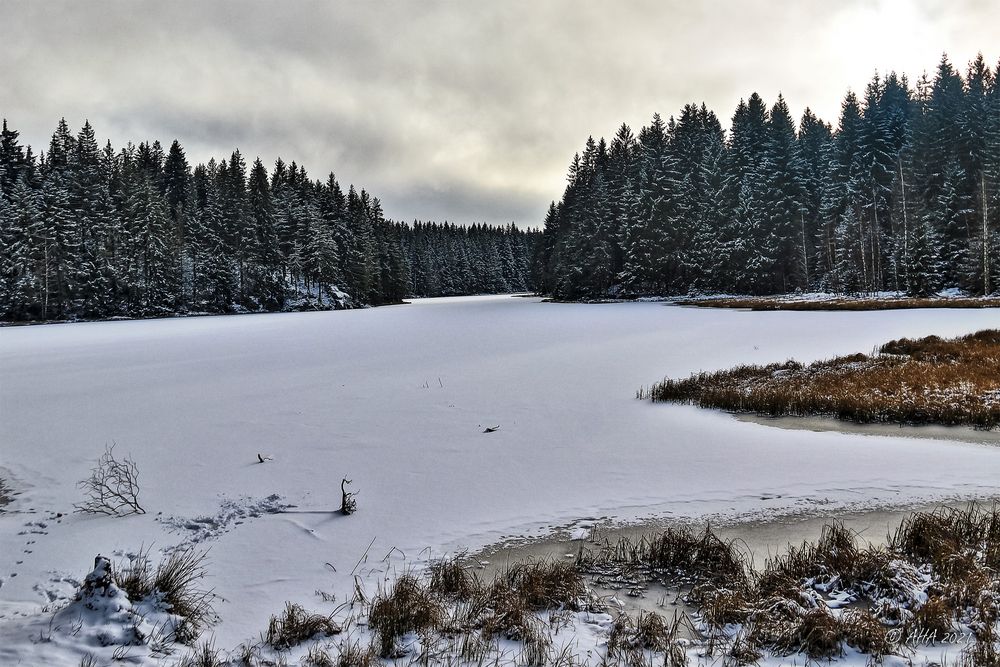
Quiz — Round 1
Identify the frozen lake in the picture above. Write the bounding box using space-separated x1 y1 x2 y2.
2 295 1000 658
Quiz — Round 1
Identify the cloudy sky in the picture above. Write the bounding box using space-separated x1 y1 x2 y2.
2 1 997 226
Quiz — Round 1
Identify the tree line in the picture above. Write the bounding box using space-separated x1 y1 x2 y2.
0 120 539 321
532 54 1000 299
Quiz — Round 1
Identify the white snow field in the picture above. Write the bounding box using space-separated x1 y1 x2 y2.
2 295 1000 665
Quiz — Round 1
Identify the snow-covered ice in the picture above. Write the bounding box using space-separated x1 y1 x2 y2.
2 295 1000 663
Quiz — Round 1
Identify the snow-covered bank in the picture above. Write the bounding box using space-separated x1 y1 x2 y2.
2 295 1000 664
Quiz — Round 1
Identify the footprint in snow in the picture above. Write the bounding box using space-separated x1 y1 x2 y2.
162 494 292 547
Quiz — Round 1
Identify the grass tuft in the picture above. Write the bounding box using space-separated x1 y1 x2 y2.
264 602 342 650
841 609 892 658
333 635 379 667
175 640 224 667
427 556 479 600
368 573 445 657
112 546 217 644
771 607 843 659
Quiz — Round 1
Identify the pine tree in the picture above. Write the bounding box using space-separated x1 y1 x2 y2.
0 119 28 197
247 158 284 308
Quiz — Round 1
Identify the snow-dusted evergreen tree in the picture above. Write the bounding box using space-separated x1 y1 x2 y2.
722 95 770 293
761 95 806 292
961 55 997 294
797 108 833 288
247 158 284 308
537 53 998 300
619 114 668 293
906 215 945 296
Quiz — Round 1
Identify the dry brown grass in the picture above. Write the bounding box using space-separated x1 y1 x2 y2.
368 573 445 657
112 546 217 644
680 296 1000 311
264 602 342 650
175 640 224 667
771 607 844 659
607 611 687 666
583 505 1000 663
584 525 752 594
428 557 479 600
332 636 380 667
363 557 587 659
646 329 1000 429
841 609 893 659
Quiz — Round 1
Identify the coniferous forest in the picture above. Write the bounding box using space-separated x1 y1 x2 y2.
0 120 539 321
532 54 1000 299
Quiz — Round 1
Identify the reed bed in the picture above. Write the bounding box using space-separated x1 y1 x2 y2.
582 504 1000 663
679 296 1000 311
645 329 1000 429
123 503 1000 664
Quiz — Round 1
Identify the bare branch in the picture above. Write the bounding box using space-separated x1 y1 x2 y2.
75 444 145 516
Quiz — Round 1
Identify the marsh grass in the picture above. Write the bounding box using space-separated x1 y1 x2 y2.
369 573 447 656
680 296 1000 311
333 635 380 667
112 546 217 644
175 640 224 667
584 504 1000 664
428 557 478 601
137 505 1000 664
606 611 688 667
264 602 342 650
841 609 892 658
583 525 752 594
646 329 1000 429
771 607 844 659
366 558 589 660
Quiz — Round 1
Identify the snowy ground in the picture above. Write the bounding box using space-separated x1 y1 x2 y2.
2 295 1000 664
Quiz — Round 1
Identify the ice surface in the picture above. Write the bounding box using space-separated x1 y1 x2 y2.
2 295 1000 663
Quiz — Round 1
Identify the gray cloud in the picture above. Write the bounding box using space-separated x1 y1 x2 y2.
2 0 997 225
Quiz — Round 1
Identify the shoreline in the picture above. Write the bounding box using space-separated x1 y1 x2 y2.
465 497 1000 627
734 412 1000 445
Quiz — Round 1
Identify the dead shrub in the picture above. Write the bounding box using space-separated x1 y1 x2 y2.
459 631 495 663
264 602 341 650
723 627 763 666
519 617 553 666
75 444 145 516
892 507 971 572
635 611 681 653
